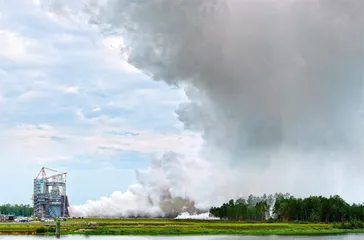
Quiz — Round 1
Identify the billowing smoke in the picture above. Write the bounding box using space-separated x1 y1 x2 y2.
176 212 219 220
42 0 364 217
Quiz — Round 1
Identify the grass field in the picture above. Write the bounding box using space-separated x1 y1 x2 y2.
1 218 364 236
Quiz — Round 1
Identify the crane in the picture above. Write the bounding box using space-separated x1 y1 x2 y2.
36 167 67 181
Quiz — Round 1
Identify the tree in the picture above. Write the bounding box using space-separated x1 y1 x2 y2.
209 193 364 223
0 204 33 216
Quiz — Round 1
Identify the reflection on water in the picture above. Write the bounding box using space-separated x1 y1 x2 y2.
0 235 364 240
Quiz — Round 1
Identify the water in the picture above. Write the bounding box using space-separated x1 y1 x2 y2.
0 235 364 240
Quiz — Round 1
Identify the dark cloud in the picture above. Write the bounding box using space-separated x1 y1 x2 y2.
92 0 364 157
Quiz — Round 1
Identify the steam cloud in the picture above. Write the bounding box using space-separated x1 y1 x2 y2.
42 0 364 217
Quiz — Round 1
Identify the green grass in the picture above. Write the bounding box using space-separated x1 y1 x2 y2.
1 219 364 236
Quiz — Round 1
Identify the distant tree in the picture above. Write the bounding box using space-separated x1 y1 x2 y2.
0 204 33 216
209 193 364 223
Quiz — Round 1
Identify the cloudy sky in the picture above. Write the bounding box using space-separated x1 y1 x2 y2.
2 0 364 209
0 0 201 205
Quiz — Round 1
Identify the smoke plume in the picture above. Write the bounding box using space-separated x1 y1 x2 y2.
42 0 364 217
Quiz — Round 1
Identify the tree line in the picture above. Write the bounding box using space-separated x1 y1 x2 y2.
0 204 33 217
210 193 364 222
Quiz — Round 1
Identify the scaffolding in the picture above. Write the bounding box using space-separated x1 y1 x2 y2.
32 167 70 218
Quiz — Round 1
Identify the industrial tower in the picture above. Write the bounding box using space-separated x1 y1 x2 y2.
33 167 70 218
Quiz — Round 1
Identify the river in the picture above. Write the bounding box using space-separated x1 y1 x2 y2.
0 235 364 240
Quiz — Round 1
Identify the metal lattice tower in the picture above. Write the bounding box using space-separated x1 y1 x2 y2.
32 167 70 218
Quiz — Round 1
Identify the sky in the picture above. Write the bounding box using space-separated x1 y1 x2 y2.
1 0 364 211
0 0 201 205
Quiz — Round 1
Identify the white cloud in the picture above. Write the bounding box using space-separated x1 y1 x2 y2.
102 86 187 112
74 109 202 156
28 1 140 73
1 122 202 165
96 36 140 73
33 0 41 6
0 69 53 102
102 36 124 51
0 94 5 104
0 29 58 65
0 124 68 164
92 107 101 112
53 33 88 44
16 90 43 101
58 85 79 94
35 1 96 31
0 30 39 62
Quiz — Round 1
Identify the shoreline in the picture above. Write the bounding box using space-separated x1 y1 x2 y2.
60 229 364 236
1 219 364 236
2 231 364 236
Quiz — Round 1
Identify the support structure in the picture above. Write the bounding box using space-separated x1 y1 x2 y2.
32 167 70 218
